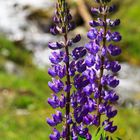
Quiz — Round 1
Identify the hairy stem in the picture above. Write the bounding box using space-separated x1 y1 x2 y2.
97 6 107 126
64 34 71 140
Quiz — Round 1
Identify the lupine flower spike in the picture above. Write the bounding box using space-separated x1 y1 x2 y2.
72 0 121 139
47 0 86 139
47 0 121 139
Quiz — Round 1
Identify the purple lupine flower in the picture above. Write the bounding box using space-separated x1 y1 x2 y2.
47 110 63 127
47 118 57 127
89 20 100 27
106 31 112 41
87 98 96 112
50 26 59 35
103 121 117 133
87 28 98 40
49 128 61 140
48 67 57 77
85 54 95 67
69 61 76 76
49 51 64 64
74 74 89 89
48 78 64 93
85 41 100 55
105 60 121 72
48 94 60 108
52 111 63 124
108 44 121 56
112 32 122 42
104 90 119 102
108 19 120 27
107 75 120 88
72 34 81 43
47 0 87 139
48 64 66 78
59 94 66 108
72 0 121 138
76 59 86 73
55 64 66 78
47 0 121 139
90 0 121 133
72 47 86 60
48 42 64 50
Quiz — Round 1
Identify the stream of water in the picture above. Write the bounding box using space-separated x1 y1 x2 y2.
0 0 55 66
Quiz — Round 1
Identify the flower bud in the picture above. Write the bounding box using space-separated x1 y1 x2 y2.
95 0 111 4
72 34 81 43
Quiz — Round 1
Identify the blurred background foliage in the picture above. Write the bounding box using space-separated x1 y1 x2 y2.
0 0 140 140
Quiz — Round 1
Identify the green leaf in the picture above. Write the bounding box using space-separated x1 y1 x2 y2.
100 134 107 140
92 126 105 140
110 137 113 140
116 137 122 140
78 136 86 140
96 127 104 139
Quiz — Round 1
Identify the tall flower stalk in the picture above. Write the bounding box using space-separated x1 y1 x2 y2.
47 0 86 139
47 0 122 139
72 0 121 139
91 0 121 131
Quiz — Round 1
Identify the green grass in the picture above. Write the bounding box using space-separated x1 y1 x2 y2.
0 105 140 140
115 108 140 140
0 36 33 66
0 67 52 108
112 0 140 64
0 67 139 140
0 67 52 140
0 109 51 140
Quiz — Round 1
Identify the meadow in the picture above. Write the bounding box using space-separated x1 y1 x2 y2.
0 66 140 140
0 0 140 139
